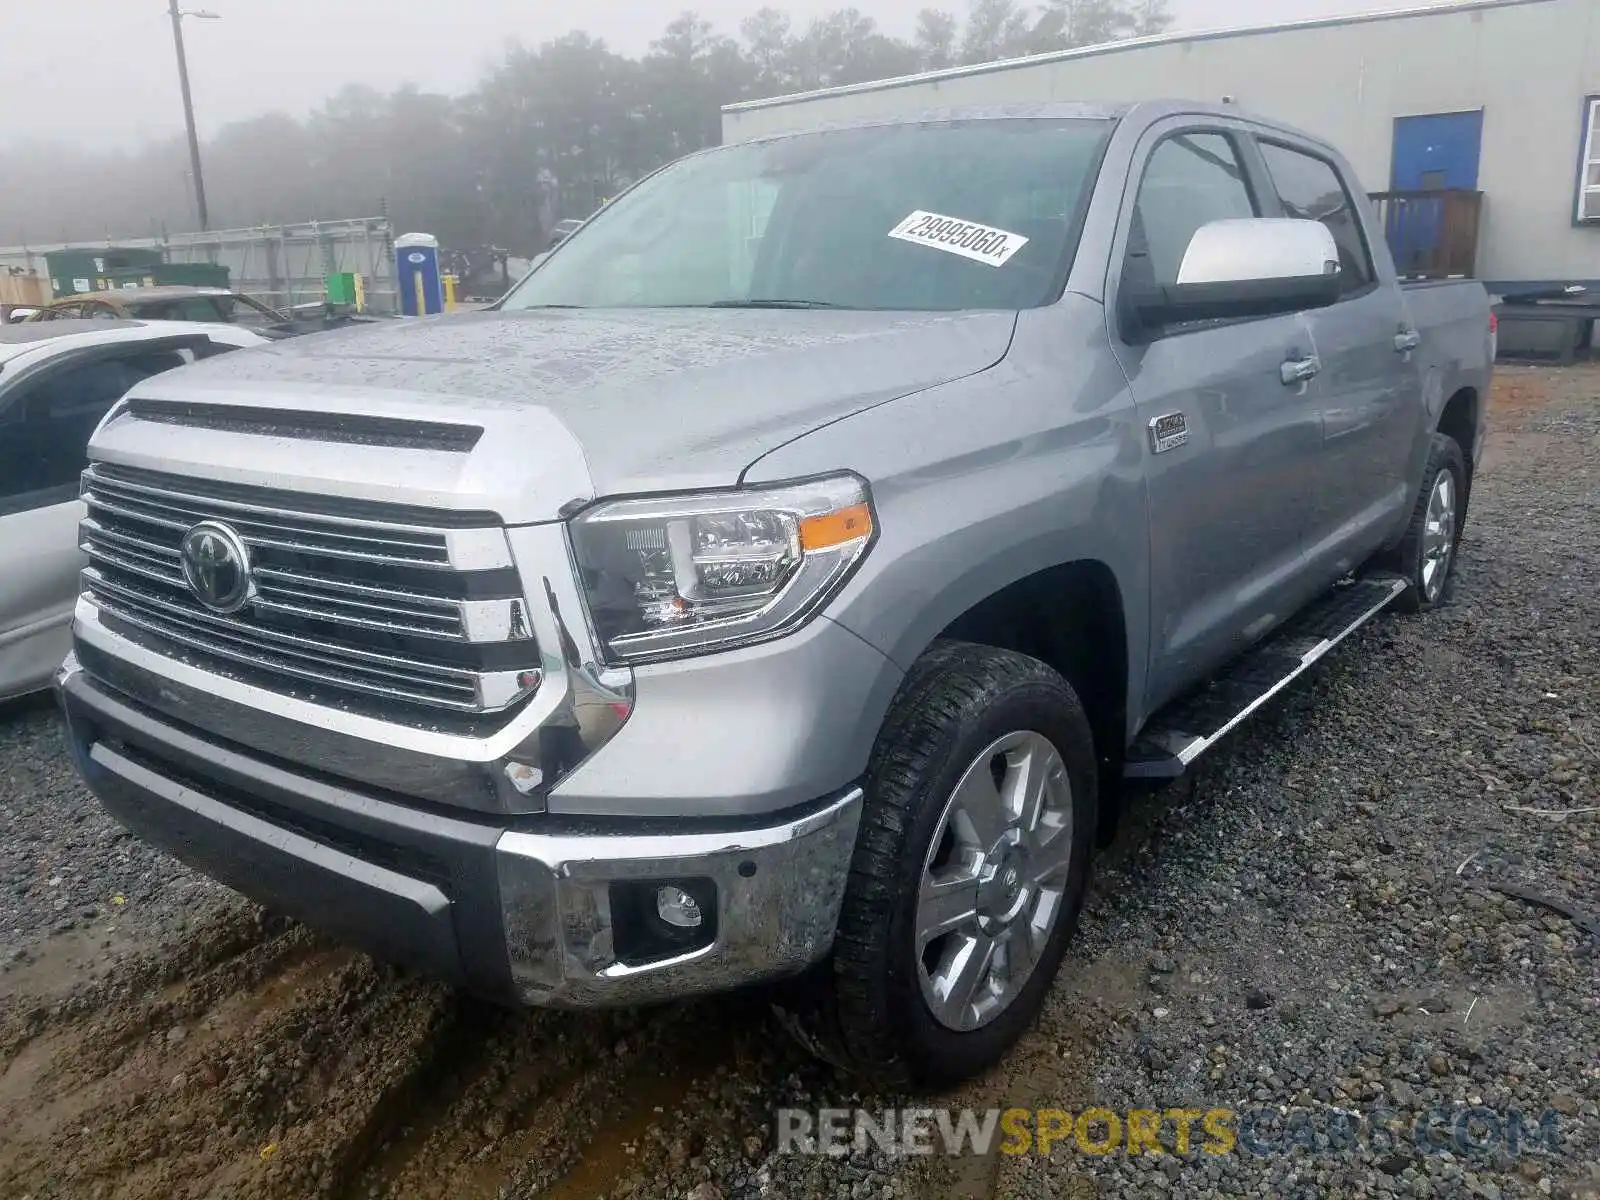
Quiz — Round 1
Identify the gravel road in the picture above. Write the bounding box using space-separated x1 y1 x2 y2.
0 367 1594 1200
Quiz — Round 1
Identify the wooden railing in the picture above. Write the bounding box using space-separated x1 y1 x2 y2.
1367 189 1484 279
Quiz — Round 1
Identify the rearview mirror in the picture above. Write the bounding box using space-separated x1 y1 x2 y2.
1125 217 1342 336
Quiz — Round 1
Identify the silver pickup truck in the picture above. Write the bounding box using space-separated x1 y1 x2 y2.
57 100 1492 1088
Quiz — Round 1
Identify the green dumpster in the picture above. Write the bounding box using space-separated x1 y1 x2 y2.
44 248 163 298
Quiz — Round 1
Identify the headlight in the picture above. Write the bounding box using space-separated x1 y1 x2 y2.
569 473 875 663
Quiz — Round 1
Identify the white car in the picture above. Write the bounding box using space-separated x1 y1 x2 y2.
0 319 269 701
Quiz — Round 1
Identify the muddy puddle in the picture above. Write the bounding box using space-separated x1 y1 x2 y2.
0 902 859 1199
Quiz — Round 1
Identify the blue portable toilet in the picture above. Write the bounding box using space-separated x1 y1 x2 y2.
395 231 444 316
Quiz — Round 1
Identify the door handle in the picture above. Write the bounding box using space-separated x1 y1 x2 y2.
1394 329 1422 354
1280 354 1321 386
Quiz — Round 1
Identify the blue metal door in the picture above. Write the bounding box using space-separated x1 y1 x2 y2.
1388 111 1484 275
1391 111 1484 189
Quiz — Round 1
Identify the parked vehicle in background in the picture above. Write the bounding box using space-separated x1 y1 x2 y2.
58 101 1491 1088
24 285 392 339
0 320 268 701
26 285 287 327
440 246 516 302
547 218 585 249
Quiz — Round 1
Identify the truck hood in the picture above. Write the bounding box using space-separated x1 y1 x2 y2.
102 308 1014 523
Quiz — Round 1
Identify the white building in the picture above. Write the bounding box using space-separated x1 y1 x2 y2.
721 0 1600 289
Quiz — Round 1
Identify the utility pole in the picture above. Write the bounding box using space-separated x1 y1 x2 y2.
168 0 210 230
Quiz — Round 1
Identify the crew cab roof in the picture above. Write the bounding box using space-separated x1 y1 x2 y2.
732 99 1341 159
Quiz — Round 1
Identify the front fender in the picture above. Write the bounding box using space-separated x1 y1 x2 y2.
744 300 1151 742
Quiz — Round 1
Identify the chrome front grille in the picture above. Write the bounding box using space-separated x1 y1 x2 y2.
79 464 540 715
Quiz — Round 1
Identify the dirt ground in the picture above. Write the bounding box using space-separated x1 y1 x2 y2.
0 367 1594 1200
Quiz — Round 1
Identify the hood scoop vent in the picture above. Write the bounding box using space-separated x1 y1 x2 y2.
125 399 483 453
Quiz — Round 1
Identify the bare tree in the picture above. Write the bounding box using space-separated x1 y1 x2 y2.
741 7 797 92
960 0 1034 64
914 8 960 69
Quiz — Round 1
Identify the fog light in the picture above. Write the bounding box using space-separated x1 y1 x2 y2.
611 879 716 964
656 885 703 929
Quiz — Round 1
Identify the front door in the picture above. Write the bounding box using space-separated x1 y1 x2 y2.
1257 137 1424 578
1109 124 1325 711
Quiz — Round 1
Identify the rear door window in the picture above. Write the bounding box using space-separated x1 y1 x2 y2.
1257 141 1376 296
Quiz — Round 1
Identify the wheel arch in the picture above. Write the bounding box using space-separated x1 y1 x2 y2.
1437 386 1479 470
1436 385 1481 520
920 558 1132 844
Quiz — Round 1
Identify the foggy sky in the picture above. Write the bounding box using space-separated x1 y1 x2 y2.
4 0 1448 149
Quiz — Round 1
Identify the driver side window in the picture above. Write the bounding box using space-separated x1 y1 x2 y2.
1127 132 1258 289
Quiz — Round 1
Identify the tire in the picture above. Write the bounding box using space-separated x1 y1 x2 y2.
1386 432 1467 613
777 640 1097 1089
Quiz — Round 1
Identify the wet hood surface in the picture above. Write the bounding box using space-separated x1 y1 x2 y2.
162 307 1016 498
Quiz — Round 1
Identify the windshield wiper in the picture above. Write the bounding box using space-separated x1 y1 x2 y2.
705 298 849 309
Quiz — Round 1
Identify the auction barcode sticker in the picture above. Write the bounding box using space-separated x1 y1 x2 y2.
887 210 1029 267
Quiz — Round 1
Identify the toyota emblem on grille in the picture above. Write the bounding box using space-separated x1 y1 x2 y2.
180 521 253 613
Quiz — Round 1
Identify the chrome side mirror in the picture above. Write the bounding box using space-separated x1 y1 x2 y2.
1127 217 1342 337
1177 217 1340 287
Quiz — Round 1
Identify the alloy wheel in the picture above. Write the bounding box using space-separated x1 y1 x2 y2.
914 730 1075 1032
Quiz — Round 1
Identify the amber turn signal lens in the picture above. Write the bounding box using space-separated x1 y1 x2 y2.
799 503 874 551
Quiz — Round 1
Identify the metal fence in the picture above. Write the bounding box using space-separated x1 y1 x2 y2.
0 216 398 313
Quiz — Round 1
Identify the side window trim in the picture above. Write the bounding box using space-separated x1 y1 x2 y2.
1113 123 1267 345
1251 135 1380 302
1233 128 1282 222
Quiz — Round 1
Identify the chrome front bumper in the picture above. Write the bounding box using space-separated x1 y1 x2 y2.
58 651 862 1007
496 788 862 1007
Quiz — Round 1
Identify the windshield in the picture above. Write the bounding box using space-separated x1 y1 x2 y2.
500 118 1111 312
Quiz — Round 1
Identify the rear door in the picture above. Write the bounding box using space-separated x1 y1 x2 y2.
1107 119 1325 711
0 343 193 697
1254 137 1423 578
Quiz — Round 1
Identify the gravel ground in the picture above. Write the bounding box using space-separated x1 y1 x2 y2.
0 694 233 979
0 367 1594 1200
